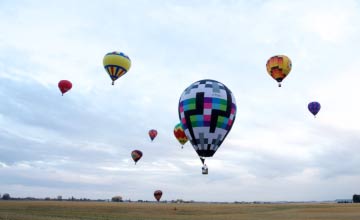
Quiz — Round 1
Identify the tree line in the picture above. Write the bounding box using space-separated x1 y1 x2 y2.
2 193 360 203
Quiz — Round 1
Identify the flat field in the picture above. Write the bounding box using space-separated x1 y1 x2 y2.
0 201 359 220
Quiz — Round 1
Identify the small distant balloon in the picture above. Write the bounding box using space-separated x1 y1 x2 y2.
131 150 143 164
266 55 292 87
148 129 158 141
103 51 131 85
308 101 321 117
58 80 72 96
174 123 188 148
154 190 162 202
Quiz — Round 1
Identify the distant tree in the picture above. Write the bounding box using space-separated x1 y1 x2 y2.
111 196 123 202
45 197 51 201
2 193 10 200
353 194 360 203
176 199 183 203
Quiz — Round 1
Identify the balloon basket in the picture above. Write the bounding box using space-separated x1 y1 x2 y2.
202 166 208 175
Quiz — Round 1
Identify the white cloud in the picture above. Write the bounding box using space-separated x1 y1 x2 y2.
299 1 359 43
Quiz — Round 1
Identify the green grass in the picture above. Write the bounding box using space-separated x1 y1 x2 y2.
0 201 359 220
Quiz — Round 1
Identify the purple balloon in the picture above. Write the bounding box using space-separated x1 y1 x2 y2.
308 102 321 117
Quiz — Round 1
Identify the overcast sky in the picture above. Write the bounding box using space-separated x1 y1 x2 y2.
1 0 360 202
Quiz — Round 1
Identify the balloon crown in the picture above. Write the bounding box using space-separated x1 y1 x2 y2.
106 51 131 60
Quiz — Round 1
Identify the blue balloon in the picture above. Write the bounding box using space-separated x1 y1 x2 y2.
308 102 321 117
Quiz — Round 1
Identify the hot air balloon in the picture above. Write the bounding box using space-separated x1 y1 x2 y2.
154 190 162 202
178 79 237 174
308 101 321 118
58 80 72 96
131 150 143 164
174 123 188 148
148 129 158 141
103 51 131 85
266 55 292 87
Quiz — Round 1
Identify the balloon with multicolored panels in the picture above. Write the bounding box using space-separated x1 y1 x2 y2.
148 129 158 141
174 123 188 148
154 190 162 202
266 55 292 87
131 150 143 164
308 101 321 118
103 51 131 85
178 79 237 161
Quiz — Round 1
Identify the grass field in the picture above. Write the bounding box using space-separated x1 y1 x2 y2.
0 201 359 220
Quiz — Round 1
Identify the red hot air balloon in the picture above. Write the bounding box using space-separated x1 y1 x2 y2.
148 129 158 141
154 190 162 202
58 80 72 96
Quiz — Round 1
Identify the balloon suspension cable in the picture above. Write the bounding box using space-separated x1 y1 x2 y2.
112 81 114 86
200 157 205 165
62 93 64 96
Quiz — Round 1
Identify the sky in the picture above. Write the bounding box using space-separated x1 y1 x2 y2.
1 0 360 202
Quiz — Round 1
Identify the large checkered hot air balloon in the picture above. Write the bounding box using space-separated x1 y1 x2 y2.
178 79 237 174
103 51 131 85
266 55 292 87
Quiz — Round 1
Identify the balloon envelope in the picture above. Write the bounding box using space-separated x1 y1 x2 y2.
174 123 188 146
266 55 292 87
148 129 158 141
178 79 237 158
58 80 72 95
131 150 143 164
103 51 131 85
154 190 162 202
308 101 321 117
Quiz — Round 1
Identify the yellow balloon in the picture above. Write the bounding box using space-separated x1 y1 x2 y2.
103 51 131 85
266 55 292 87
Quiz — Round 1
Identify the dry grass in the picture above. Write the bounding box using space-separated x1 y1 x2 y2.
0 201 359 220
